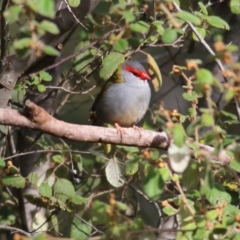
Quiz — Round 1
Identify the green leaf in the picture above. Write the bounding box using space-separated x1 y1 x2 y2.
99 52 125 80
196 69 213 83
27 0 55 18
113 39 129 53
198 2 208 15
2 176 25 188
37 84 46 92
28 172 39 186
143 164 164 201
3 5 22 23
40 71 52 81
202 184 231 206
152 21 165 35
183 92 196 102
177 11 201 25
105 158 125 188
39 183 52 198
195 68 214 92
182 162 200 190
125 160 138 176
70 195 86 205
43 45 60 56
206 16 230 30
54 178 75 203
206 209 218 220
225 88 235 102
130 21 149 34
92 201 111 224
32 75 40 85
13 38 31 49
201 113 214 126
50 215 59 234
122 10 135 23
0 158 5 169
40 20 59 34
230 0 240 14
68 0 81 8
52 154 64 163
163 205 177 216
173 123 186 147
168 143 190 173
230 159 240 172
159 167 171 182
73 40 93 73
192 27 206 41
71 217 92 239
162 28 177 44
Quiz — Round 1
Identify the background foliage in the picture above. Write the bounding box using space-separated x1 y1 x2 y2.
1 0 240 239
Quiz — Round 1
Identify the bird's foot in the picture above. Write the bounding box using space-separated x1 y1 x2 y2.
133 125 143 137
133 125 143 131
114 123 125 133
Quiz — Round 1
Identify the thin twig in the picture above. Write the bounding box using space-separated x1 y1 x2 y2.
129 184 162 219
63 0 88 30
45 84 96 95
74 214 103 234
3 149 92 161
168 170 195 216
0 225 31 237
31 28 122 75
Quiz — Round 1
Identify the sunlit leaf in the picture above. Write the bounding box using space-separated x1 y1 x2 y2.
198 2 208 15
168 143 190 173
206 16 230 30
177 11 201 25
105 158 126 187
130 21 149 34
230 0 240 14
68 0 81 8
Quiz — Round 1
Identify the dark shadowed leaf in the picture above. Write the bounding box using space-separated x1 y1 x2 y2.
105 158 126 187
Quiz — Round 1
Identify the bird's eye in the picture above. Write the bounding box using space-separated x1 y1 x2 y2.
132 72 139 77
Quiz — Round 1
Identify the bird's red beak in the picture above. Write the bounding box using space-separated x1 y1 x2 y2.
125 65 151 80
139 71 151 80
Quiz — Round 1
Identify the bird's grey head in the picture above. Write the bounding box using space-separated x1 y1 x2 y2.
121 60 150 84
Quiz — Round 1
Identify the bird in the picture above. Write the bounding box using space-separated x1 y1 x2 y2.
90 60 151 132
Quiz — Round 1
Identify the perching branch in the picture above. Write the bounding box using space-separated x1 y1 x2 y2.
0 100 170 149
0 100 232 164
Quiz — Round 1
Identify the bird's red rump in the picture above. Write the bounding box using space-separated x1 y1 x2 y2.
125 65 151 80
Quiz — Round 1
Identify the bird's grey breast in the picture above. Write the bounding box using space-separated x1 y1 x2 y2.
95 73 151 126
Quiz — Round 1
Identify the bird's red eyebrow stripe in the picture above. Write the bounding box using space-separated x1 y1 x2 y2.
125 65 150 80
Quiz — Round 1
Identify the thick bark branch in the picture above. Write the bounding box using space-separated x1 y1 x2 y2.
0 101 232 165
0 100 169 149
